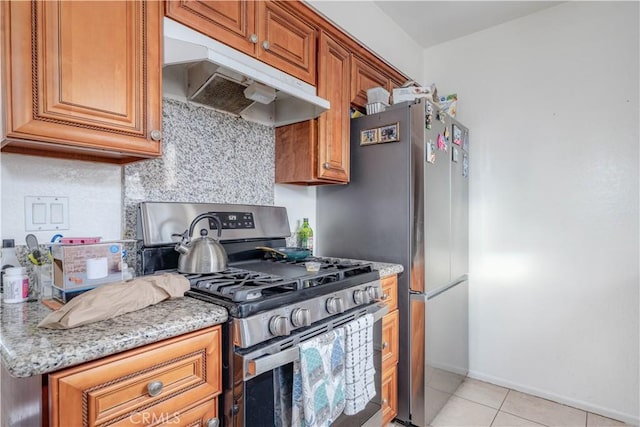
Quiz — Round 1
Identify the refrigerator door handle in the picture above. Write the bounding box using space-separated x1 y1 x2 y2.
410 274 468 301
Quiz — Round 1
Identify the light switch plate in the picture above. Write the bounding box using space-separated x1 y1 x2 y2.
25 196 69 231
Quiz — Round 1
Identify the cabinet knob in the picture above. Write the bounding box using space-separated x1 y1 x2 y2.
249 34 258 43
262 40 271 50
147 380 163 397
150 130 162 141
382 398 388 406
382 341 389 349
381 293 389 300
323 162 330 170
206 418 220 427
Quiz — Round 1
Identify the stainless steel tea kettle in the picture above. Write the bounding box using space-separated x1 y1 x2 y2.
175 212 228 273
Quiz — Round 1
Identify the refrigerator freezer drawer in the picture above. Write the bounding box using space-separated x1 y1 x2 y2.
409 278 468 426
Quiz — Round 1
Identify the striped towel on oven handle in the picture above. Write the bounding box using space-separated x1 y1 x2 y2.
343 313 376 415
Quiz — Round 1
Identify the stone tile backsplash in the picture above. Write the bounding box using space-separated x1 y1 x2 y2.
123 98 276 272
123 98 275 239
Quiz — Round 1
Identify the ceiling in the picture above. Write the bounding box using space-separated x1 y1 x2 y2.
373 1 563 48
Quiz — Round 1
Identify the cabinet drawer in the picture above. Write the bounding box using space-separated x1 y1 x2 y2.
380 275 398 312
49 327 221 427
156 399 218 426
381 309 399 368
381 364 398 426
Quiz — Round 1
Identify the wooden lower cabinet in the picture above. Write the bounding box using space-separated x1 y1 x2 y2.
381 309 399 368
381 364 398 426
49 326 221 427
157 399 217 426
380 274 399 425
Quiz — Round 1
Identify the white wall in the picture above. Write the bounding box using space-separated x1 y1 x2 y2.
305 0 424 81
423 2 639 423
274 184 317 236
1 155 122 245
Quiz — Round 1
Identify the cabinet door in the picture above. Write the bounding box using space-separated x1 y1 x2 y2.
2 1 162 161
350 55 389 108
382 309 400 369
157 399 218 426
316 30 350 183
165 0 257 57
381 364 398 425
275 120 319 184
257 1 316 85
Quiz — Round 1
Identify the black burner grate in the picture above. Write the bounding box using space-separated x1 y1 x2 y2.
186 267 299 302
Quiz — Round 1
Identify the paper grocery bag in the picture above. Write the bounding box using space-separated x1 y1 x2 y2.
38 273 190 329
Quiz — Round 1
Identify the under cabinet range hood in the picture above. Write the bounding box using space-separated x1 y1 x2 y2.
163 18 330 126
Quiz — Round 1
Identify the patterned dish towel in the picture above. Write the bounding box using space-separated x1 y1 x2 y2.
343 314 376 415
292 329 346 427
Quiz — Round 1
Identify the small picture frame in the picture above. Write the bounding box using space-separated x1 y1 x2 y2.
360 128 379 145
452 124 462 146
379 123 400 143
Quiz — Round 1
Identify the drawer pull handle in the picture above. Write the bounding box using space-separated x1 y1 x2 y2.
150 130 162 141
381 293 389 300
147 380 163 397
206 418 220 427
382 341 389 349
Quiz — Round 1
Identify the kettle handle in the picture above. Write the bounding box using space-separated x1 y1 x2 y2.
188 212 223 241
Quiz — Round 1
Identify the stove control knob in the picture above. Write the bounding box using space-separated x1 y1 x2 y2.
353 289 371 305
269 316 291 336
366 286 382 300
326 297 344 314
291 308 312 327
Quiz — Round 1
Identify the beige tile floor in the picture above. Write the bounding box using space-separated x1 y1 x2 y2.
389 378 630 427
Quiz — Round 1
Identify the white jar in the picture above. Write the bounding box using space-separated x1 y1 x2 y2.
3 267 29 303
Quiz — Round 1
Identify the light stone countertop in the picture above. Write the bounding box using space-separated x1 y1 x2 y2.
0 296 227 378
369 261 404 278
0 259 401 379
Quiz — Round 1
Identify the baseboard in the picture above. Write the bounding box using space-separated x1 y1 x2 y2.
467 370 639 426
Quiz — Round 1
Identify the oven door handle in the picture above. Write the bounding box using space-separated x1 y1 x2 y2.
247 346 299 377
243 303 388 380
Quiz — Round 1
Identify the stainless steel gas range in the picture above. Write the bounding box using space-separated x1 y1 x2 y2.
137 202 387 427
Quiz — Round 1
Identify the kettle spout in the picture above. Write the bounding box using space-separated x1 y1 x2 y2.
175 242 191 255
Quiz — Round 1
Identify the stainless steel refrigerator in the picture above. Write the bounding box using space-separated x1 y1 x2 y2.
317 99 469 426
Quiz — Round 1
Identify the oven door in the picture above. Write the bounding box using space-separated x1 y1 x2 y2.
228 303 387 427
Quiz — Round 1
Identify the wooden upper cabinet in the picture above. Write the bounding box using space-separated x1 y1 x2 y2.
1 1 163 163
350 54 409 109
257 1 316 85
316 31 350 183
351 55 389 108
165 1 256 56
166 0 316 85
389 76 406 93
274 30 349 184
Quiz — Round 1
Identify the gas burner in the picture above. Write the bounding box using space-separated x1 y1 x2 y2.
186 267 299 302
